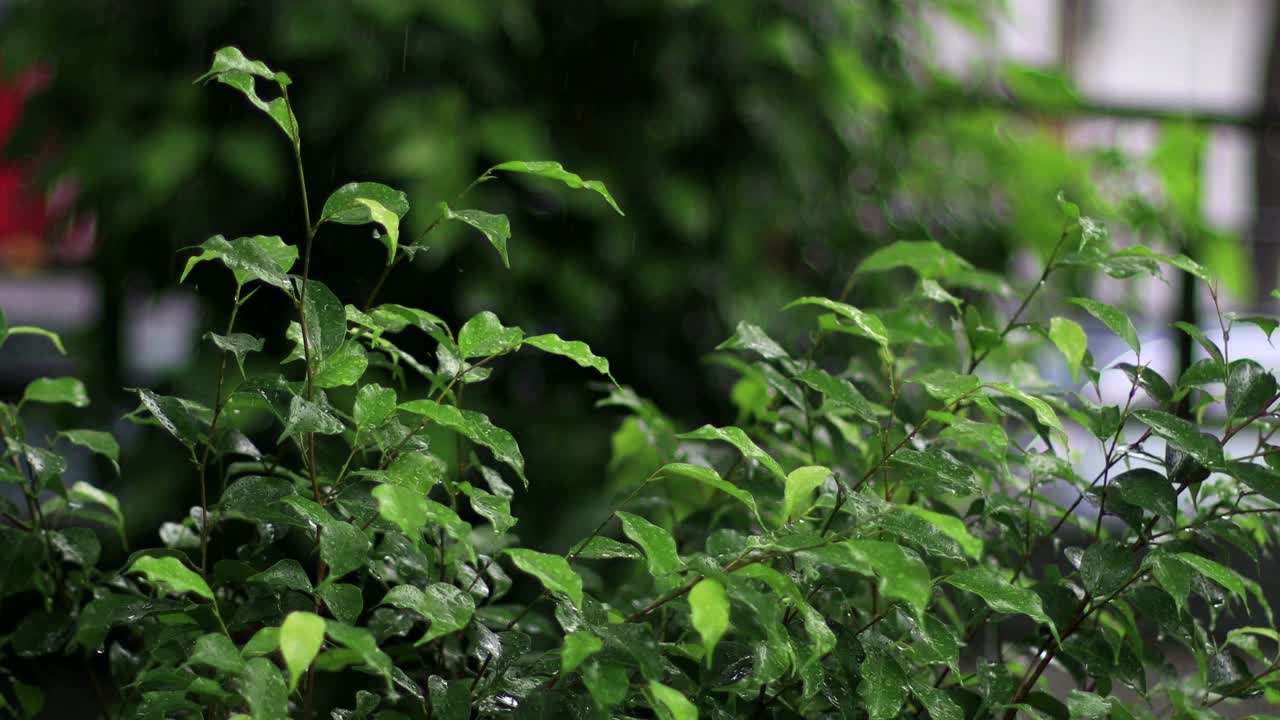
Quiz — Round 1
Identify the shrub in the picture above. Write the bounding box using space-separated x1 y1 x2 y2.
2 48 1279 720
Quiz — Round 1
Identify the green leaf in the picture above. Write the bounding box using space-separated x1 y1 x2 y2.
128 555 213 601
314 341 368 388
133 388 202 449
1174 553 1246 600
897 506 982 560
560 630 603 673
190 633 245 674
439 203 511 268
855 240 974 280
457 311 523 359
505 548 583 608
988 383 1064 435
653 463 761 524
716 321 788 360
492 160 624 215
373 484 428 545
247 559 313 593
890 448 977 497
353 198 401 265
1112 469 1176 518
646 681 697 720
1115 362 1173 405
180 235 297 292
301 279 347 362
617 511 684 577
353 383 397 431
318 182 409 226
1066 689 1111 720
1131 409 1224 470
945 568 1051 626
914 370 982 403
459 482 516 533
1226 359 1276 420
1226 461 1280 504
198 47 297 145
784 296 889 346
793 367 879 423
1171 321 1225 365
323 623 393 686
206 332 264 377
1068 297 1140 353
280 611 326 691
782 465 832 523
1148 553 1192 611
22 377 88 408
5 325 66 354
523 333 613 380
320 521 370 580
860 639 909 720
58 430 119 474
1049 316 1088 382
1080 541 1136 597
677 425 785 481
238 657 288 719
279 394 344 440
568 536 642 560
316 583 362 626
398 400 526 485
835 540 932 619
68 482 126 545
380 583 475 645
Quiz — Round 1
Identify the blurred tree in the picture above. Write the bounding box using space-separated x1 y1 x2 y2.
2 0 1124 546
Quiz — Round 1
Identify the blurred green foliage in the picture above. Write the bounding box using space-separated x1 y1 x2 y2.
0 0 1236 550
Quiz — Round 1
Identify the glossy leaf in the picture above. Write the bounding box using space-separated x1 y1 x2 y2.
353 383 397 431
22 377 88 408
505 548 583 607
198 47 297 144
398 400 526 485
279 394 344 440
180 235 297 292
677 424 785 481
560 630 603 673
372 484 428 545
784 296 889 346
280 611 326 691
381 584 475 645
440 203 511 268
945 568 1051 626
782 465 831 523
716 321 788 359
190 633 244 674
1226 359 1276 420
646 681 697 720
319 182 409 226
855 240 974 279
890 448 977 496
898 506 982 560
314 341 368 388
1132 409 1224 470
523 333 613 380
1226 461 1280 504
654 463 761 524
207 332 264 377
301 279 347 361
127 556 213 601
1080 541 1136 597
492 160 624 215
1068 297 1140 353
58 430 119 474
457 311 523 359
617 511 684 577
794 367 879 423
132 389 202 449
1112 469 1176 518
238 657 289 719
320 521 370 581
247 559 313 594
1049 316 1088 382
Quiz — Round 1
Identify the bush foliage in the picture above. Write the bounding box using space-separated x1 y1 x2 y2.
2 48 1280 720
